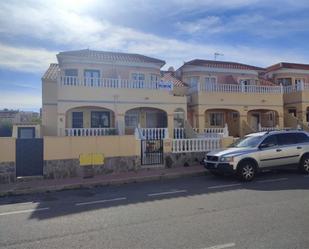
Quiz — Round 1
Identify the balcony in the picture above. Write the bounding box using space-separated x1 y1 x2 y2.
190 82 283 94
59 76 173 91
283 82 309 93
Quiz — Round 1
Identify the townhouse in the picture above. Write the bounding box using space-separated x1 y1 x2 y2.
177 59 284 137
40 49 309 139
42 49 187 139
265 62 309 129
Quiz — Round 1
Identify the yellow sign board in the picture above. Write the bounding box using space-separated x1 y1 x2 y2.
79 153 104 166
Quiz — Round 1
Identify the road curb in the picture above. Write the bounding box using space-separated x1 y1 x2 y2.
0 170 206 197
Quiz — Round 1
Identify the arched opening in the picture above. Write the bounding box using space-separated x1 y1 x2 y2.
65 106 116 136
124 107 167 135
205 108 240 137
247 109 279 131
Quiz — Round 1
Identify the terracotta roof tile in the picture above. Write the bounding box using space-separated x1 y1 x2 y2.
42 63 59 80
161 71 187 87
259 78 276 86
266 62 309 72
182 59 264 71
57 49 165 65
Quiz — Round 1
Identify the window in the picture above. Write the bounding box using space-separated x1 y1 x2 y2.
65 69 78 76
277 133 297 145
295 133 309 143
174 109 185 128
231 135 264 148
64 69 78 85
125 111 139 128
260 135 278 148
295 78 304 90
189 76 199 88
205 77 216 85
288 108 296 117
151 74 160 82
84 70 100 86
239 79 252 85
132 73 145 81
91 112 110 128
209 112 224 126
277 78 292 86
72 112 83 128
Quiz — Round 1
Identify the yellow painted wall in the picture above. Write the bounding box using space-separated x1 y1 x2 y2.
44 135 140 160
0 138 15 162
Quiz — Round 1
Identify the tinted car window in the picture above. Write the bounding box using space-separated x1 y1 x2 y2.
295 133 309 143
260 135 278 148
277 133 297 145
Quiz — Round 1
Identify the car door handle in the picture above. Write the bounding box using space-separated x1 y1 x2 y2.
297 146 302 149
276 149 282 152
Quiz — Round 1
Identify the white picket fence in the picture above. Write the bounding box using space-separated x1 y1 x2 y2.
172 138 221 153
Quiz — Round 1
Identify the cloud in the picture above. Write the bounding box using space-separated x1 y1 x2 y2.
176 13 309 38
0 0 308 73
0 43 56 73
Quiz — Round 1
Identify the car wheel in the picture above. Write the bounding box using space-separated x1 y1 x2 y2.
299 155 309 174
237 161 256 181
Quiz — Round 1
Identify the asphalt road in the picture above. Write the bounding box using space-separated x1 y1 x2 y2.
0 169 308 249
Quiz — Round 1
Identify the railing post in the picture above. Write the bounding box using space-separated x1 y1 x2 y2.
223 123 229 137
241 82 245 92
280 83 283 94
258 123 262 132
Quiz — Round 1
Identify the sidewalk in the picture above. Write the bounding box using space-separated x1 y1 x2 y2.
0 165 206 197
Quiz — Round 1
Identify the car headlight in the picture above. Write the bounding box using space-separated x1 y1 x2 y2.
220 156 234 162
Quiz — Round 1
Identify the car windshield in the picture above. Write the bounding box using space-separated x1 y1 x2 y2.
230 135 264 148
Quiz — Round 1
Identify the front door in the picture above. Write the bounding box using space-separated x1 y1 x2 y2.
16 139 43 177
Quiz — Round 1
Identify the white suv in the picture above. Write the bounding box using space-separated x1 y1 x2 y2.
204 130 309 181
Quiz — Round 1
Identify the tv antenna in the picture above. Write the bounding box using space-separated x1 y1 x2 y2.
214 52 224 60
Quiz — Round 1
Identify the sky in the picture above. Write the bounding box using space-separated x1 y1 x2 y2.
0 0 309 111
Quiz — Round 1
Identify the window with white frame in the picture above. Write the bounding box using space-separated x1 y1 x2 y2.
125 111 139 128
295 78 304 90
132 73 145 81
205 77 216 85
150 74 160 82
209 112 224 126
64 69 78 85
277 78 292 86
189 76 199 88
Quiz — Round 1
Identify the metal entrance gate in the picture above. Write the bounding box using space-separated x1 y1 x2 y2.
141 139 163 165
16 138 43 177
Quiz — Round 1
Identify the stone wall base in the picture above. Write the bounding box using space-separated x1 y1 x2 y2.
164 152 205 168
43 156 141 180
0 162 16 184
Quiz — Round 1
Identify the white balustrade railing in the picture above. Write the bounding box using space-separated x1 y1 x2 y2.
193 124 229 137
174 128 185 139
172 138 221 153
66 128 117 136
60 76 171 90
193 82 283 94
135 128 169 140
258 123 279 132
